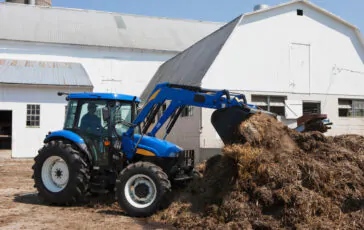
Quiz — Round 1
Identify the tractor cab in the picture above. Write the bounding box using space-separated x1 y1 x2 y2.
63 92 140 166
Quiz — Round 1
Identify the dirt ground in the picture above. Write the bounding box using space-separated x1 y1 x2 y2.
0 157 171 230
1 113 363 229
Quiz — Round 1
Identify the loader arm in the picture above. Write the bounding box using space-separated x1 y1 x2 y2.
122 83 272 152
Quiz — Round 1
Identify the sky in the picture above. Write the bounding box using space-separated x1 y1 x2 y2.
49 0 363 32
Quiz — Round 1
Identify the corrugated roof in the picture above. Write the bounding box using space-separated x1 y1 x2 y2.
0 59 93 87
141 16 242 100
0 3 223 52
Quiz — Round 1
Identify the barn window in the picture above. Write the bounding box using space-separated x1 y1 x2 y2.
338 99 364 117
251 95 286 116
26 104 40 127
297 9 303 16
181 106 193 117
303 102 321 115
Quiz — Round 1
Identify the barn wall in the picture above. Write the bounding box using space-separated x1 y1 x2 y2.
0 40 175 157
164 107 201 162
0 40 175 97
197 2 364 149
171 3 364 157
203 2 364 95
0 84 90 158
200 91 364 151
145 103 201 163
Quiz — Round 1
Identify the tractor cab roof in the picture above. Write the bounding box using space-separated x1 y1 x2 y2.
67 92 141 102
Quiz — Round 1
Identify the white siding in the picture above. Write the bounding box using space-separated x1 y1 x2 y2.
165 107 201 162
202 3 364 95
0 40 175 97
165 2 364 159
289 43 310 93
0 84 90 158
0 40 176 157
150 106 201 162
199 92 364 150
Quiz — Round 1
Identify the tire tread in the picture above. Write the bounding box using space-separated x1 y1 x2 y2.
116 161 171 217
32 139 91 205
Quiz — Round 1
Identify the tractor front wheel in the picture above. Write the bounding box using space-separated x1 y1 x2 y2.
116 162 171 217
32 140 90 204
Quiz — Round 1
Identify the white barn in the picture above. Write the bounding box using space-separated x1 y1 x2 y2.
141 0 364 162
0 2 222 157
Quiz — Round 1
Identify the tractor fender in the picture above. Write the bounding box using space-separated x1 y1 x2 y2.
44 130 93 164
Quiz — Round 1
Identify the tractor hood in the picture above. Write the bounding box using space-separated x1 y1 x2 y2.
133 134 183 158
45 130 183 159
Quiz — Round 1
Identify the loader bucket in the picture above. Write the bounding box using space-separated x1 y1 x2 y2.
211 106 254 145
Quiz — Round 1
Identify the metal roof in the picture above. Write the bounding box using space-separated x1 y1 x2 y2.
0 3 223 52
67 92 140 102
0 59 93 87
141 16 241 100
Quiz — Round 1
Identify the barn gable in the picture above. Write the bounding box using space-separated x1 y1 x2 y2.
202 0 364 95
141 0 364 99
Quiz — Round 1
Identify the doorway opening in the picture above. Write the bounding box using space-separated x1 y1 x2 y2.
0 111 12 150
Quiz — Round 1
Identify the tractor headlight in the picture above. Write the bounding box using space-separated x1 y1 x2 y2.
169 152 179 158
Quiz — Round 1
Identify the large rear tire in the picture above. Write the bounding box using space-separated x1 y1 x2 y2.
32 140 90 204
116 162 171 217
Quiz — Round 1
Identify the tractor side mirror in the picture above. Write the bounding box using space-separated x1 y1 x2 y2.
102 107 110 121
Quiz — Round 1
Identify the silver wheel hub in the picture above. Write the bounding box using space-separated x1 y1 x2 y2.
124 174 157 209
41 156 69 193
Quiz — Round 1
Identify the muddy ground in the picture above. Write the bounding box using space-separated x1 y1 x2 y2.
152 114 364 229
1 113 363 229
0 157 170 230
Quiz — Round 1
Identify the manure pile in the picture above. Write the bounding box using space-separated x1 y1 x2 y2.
153 113 364 229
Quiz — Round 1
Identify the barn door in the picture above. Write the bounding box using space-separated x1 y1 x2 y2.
289 43 310 93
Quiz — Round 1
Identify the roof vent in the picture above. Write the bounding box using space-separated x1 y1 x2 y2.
5 0 52 6
253 4 269 11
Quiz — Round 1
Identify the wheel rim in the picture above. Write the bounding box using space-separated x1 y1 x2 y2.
41 156 69 193
124 174 157 209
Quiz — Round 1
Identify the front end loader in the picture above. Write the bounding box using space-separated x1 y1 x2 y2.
32 83 331 217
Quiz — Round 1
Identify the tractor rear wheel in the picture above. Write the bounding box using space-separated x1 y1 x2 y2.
32 140 90 204
116 162 171 217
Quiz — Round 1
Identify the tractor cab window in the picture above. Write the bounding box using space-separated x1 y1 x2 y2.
113 103 133 136
64 100 78 129
77 100 108 135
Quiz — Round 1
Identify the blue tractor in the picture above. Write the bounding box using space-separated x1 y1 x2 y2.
32 83 329 217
